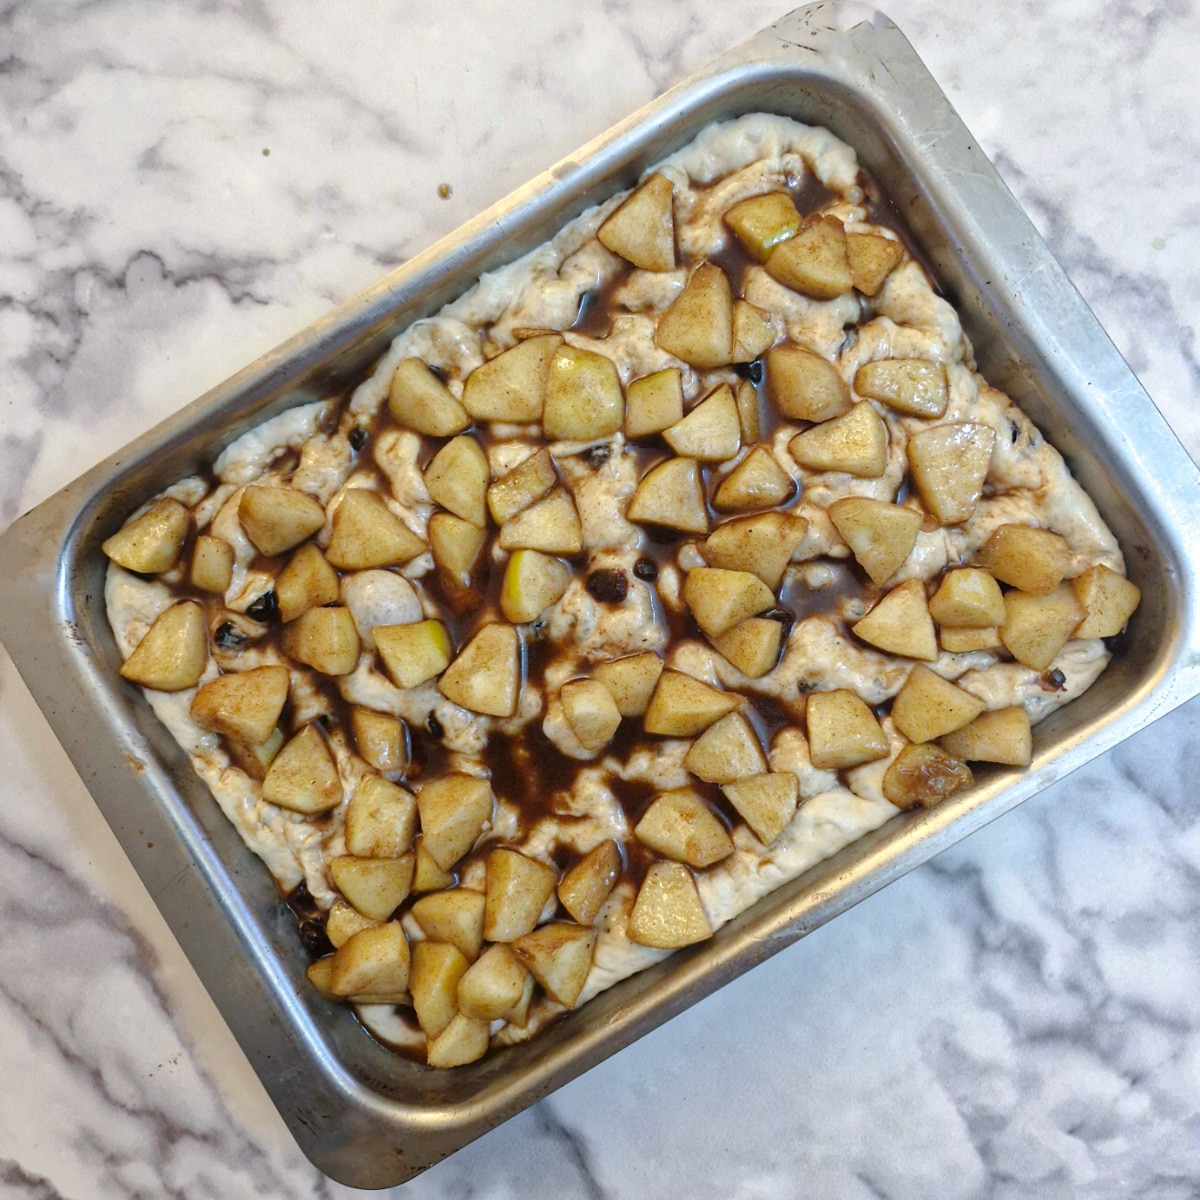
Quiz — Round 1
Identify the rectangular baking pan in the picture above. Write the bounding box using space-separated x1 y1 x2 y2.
2 2 1198 1187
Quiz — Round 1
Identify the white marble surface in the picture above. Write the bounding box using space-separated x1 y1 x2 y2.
1 0 1199 1194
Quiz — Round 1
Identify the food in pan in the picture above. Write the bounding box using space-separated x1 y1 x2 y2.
104 113 1140 1067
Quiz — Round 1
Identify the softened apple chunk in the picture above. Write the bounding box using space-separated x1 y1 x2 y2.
103 497 192 574
806 689 889 769
789 402 888 478
412 838 456 892
281 606 361 676
928 568 1006 629
329 922 410 999
765 214 853 299
276 543 339 622
119 601 207 691
851 579 938 661
975 525 1070 595
326 899 380 950
483 848 557 942
501 549 571 624
438 623 521 717
731 301 776 362
513 923 597 1008
497 488 583 555
712 616 783 678
190 664 289 745
626 862 712 949
557 839 621 925
940 626 1002 653
735 379 761 443
326 488 425 569
1073 564 1141 638
542 345 624 441
457 943 529 1020
683 567 775 638
827 497 921 585
425 436 489 527
375 620 452 689
722 772 799 845
907 423 995 525
664 384 741 462
345 775 417 857
1000 584 1084 671
593 652 664 718
940 706 1032 766
190 534 234 594
627 457 709 534
597 173 676 272
410 941 470 1038
846 231 904 296
561 679 622 753
261 723 342 815
388 357 469 436
238 486 325 556
331 854 415 921
486 448 557 525
891 665 986 743
768 344 851 423
410 888 486 961
225 726 284 781
429 512 488 613
634 788 734 868
854 359 948 418
882 744 973 810
700 512 808 589
655 262 734 369
724 191 802 261
683 712 766 783
426 1013 490 1069
463 333 561 422
644 669 742 736
714 447 796 512
625 368 684 439
417 775 494 870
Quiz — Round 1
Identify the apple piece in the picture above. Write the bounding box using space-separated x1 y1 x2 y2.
375 620 452 689
483 848 558 942
827 497 921 586
560 679 622 753
463 333 562 422
497 488 583 555
1000 584 1084 671
683 566 775 638
426 1013 490 1069
119 601 207 691
654 262 734 369
683 712 766 783
329 922 410 998
852 578 938 661
456 943 528 1021
225 726 285 781
542 345 624 441
306 956 337 1000
327 488 425 569
330 854 415 922
882 744 973 810
790 402 888 478
410 941 471 1038
891 665 986 743
103 497 192 574
626 862 712 949
592 652 664 718
281 606 361 676
767 344 851 423
975 525 1071 595
261 724 342 815
513 923 597 1008
928 568 1006 629
724 191 802 261
634 788 734 868
410 888 486 961
722 772 799 845
940 626 1002 653
345 775 418 857
388 357 469 436
735 379 761 444
486 448 557 525
713 446 796 512
663 384 741 462
438 623 521 717
557 840 622 926
190 664 289 745
712 617 783 679
326 898 380 949
700 512 808 590
500 549 571 624
429 511 488 614
1073 564 1141 638
626 367 684 439
238 486 325 556
627 457 709 534
940 706 1033 766
907 423 995 525
190 535 234 594
412 838 456 893
731 301 775 363
418 774 494 870
847 231 904 296
854 359 948 418
644 670 742 737
425 436 489 527
597 173 676 271
805 689 889 769
765 214 853 299
276 543 340 622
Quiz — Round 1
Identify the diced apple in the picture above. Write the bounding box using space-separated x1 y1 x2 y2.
939 626 1002 653
103 497 192 574
827 497 921 585
500 549 571 624
542 345 624 441
345 775 417 857
438 623 521 717
1073 564 1141 638
410 941 471 1038
276 543 340 622
765 214 853 299
426 1013 489 1069
700 512 808 590
412 838 456 893
768 344 851 423
683 712 766 783
513 923 597 1008
1000 584 1084 670
261 724 342 815
597 173 676 272
664 384 741 462
891 665 986 743
429 512 488 613
120 601 207 691
417 775 494 870
851 578 938 661
805 689 889 769
940 706 1033 766
975 525 1070 595
190 664 289 745
644 669 742 737
882 744 973 810
655 262 734 369
486 448 557 525
713 446 796 512
928 568 1006 629
329 922 410 998
330 854 415 921
626 862 712 949
326 489 425 569
907 423 995 525
560 678 622 753
410 888 486 961
854 359 948 418
483 848 557 942
724 191 802 260
375 620 452 689
456 943 529 1020
326 898 380 949
626 457 709 534
281 606 361 676
634 788 734 868
736 379 761 444
497 488 583 555
847 231 904 296
388 357 469 436
557 840 622 925
225 726 284 781
238 486 325 556
731 301 776 362
592 652 664 718
463 334 561 422
190 535 234 594
425 436 489 527
712 616 783 679
789 402 888 478
625 367 684 439
722 772 798 845
684 566 776 638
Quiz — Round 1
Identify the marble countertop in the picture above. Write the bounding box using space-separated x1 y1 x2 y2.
2 1 1198 1195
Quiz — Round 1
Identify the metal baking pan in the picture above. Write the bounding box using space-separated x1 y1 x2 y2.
2 2 1198 1187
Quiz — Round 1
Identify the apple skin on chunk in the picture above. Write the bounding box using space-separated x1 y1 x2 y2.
890 665 986 744
655 262 734 369
597 173 676 272
261 723 343 815
326 489 425 570
723 191 802 261
882 744 973 810
852 578 938 661
789 402 888 479
827 497 921 586
542 345 624 442
805 689 889 770
513 923 597 1009
907 423 995 525
238 486 326 557
1072 564 1141 639
722 772 799 846
627 457 710 535
119 601 208 691
644 670 742 737
626 862 712 949
765 214 853 300
634 788 734 868
768 344 851 424
463 334 561 422
190 664 289 745
438 623 521 717
557 839 622 926
940 706 1033 767
375 620 452 690
102 497 191 574
388 357 469 437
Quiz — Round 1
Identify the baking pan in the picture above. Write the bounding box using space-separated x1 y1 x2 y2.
2 2 1198 1187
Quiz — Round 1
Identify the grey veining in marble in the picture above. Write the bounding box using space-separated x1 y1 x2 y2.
1 1 1198 1196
